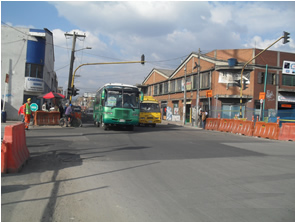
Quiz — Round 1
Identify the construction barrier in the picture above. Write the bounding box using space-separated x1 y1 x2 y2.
231 120 242 134
34 111 60 125
253 122 280 140
218 119 234 132
231 120 254 137
205 118 220 131
1 123 30 173
278 123 295 141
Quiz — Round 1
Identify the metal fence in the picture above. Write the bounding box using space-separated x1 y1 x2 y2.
208 105 295 126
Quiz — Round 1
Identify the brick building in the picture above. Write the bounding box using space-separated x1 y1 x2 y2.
140 48 295 123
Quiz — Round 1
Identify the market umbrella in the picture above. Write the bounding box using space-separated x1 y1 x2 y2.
38 92 65 99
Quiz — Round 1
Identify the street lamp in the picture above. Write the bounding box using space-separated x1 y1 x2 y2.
75 47 92 52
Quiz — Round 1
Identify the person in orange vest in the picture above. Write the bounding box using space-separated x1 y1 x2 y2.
23 98 32 130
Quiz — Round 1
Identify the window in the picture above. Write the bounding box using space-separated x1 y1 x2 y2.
173 101 179 115
282 75 295 86
159 83 163 95
148 86 152 96
176 79 182 92
154 84 158 95
258 72 276 85
186 76 192 90
170 80 175 93
164 82 168 94
25 63 43 78
193 75 199 90
200 72 210 89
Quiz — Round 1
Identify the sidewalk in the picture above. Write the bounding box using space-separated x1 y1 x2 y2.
161 120 203 130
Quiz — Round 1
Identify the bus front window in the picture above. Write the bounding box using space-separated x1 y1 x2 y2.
105 90 139 109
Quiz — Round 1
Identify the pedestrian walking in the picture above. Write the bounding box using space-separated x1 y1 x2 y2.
23 98 32 130
18 105 25 122
65 103 73 127
201 110 208 129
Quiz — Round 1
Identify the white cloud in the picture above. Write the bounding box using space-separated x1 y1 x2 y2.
47 1 295 96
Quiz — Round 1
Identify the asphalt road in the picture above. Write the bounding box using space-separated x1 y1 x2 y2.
1 122 295 222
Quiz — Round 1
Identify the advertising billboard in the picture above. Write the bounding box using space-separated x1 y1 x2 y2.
282 61 295 75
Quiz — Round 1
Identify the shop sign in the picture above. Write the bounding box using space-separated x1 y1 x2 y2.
259 92 265 100
282 61 295 75
206 90 213 98
25 77 44 92
281 104 292 108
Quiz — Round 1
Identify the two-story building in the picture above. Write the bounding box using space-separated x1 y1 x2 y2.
1 25 57 120
141 49 295 123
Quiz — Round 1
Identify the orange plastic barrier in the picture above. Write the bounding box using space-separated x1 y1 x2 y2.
278 123 295 141
231 120 242 134
205 118 220 131
1 123 30 173
231 120 254 136
34 111 60 125
218 119 234 132
253 122 280 140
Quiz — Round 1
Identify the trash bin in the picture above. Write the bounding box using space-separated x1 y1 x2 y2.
2 111 7 123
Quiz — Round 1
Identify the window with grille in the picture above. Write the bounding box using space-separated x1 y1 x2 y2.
25 63 43 78
282 75 295 86
170 80 175 93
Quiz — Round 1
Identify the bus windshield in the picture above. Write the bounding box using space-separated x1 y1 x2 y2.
140 103 160 112
105 89 139 109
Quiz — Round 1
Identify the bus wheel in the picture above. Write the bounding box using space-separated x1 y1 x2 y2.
101 118 108 130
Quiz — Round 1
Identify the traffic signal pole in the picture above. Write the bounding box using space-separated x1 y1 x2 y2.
69 55 145 103
239 32 289 118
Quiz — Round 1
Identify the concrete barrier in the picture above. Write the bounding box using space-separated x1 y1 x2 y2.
1 123 30 173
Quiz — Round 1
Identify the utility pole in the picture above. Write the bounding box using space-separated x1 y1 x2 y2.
195 48 201 127
183 64 187 126
65 32 86 100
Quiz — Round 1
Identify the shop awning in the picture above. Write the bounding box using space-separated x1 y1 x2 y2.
278 92 295 103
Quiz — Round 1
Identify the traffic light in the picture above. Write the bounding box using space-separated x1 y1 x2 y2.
283 31 290 44
67 87 73 95
243 79 248 90
234 79 248 90
234 79 241 87
141 54 145 65
73 85 80 96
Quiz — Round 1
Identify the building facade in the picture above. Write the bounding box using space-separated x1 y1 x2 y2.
141 49 295 123
1 25 57 120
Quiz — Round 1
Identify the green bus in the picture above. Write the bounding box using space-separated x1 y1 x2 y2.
93 83 141 130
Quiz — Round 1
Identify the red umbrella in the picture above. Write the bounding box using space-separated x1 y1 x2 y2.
40 92 65 99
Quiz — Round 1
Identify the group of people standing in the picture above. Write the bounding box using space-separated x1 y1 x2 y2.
18 99 68 130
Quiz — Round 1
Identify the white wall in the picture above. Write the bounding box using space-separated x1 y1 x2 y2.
1 26 28 120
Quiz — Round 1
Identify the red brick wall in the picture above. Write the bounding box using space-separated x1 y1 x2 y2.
144 71 167 85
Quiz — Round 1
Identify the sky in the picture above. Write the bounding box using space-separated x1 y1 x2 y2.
1 1 295 97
